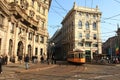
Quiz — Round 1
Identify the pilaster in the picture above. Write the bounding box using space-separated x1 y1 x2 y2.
32 31 36 56
5 19 11 55
13 22 19 63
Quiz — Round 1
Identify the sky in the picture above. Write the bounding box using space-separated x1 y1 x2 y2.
48 0 120 42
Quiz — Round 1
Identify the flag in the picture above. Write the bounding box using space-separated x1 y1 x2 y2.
115 45 119 54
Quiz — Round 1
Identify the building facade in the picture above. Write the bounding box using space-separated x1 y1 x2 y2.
51 2 102 61
102 27 120 60
0 0 51 62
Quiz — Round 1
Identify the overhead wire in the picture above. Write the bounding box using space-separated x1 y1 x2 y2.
103 13 120 20
54 0 67 13
50 7 64 19
49 0 118 41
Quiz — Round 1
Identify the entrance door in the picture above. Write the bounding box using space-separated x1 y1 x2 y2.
85 50 91 62
28 45 32 59
17 41 23 60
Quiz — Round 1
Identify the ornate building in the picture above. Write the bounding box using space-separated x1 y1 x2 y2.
51 2 102 61
0 0 51 62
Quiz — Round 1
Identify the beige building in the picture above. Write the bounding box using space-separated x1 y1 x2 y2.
51 2 102 61
0 0 51 62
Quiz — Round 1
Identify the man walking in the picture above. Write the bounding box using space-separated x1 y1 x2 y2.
24 54 29 70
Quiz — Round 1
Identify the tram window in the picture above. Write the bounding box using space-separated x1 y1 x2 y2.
79 53 81 58
74 54 78 58
79 53 85 58
76 53 79 58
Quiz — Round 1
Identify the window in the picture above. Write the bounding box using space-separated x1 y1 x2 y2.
18 28 22 34
20 0 23 4
85 42 91 47
37 4 40 13
35 48 38 55
29 10 35 17
35 35 39 42
78 20 82 29
93 43 98 47
78 42 83 46
0 14 4 27
10 23 14 33
85 21 89 30
93 34 97 39
93 22 97 30
28 32 33 40
41 21 44 29
42 8 45 15
86 13 89 18
93 14 96 19
40 48 43 55
86 33 90 39
40 36 44 43
79 33 82 38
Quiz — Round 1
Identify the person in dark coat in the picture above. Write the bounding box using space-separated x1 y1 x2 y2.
40 56 44 63
4 55 8 65
24 54 29 70
0 56 3 74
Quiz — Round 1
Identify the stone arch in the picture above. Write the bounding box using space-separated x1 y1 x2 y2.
9 39 13 56
17 41 24 60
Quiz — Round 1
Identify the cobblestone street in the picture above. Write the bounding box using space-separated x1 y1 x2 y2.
17 63 120 80
1 61 120 80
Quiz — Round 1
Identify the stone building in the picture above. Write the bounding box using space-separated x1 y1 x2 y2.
102 27 120 59
0 0 51 62
51 2 102 61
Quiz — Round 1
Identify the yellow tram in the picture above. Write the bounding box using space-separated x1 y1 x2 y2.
67 49 85 64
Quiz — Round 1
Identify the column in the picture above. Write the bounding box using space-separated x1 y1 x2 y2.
25 28 29 56
13 23 19 63
5 18 11 63
32 31 36 56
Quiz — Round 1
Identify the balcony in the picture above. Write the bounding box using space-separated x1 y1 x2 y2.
9 3 39 30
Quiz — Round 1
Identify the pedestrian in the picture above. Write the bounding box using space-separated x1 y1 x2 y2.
24 54 29 70
18 55 23 64
0 56 3 74
4 55 8 65
40 56 44 63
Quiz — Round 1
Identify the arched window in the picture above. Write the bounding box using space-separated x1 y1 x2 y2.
93 34 97 39
78 20 82 28
93 22 97 30
85 21 89 30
